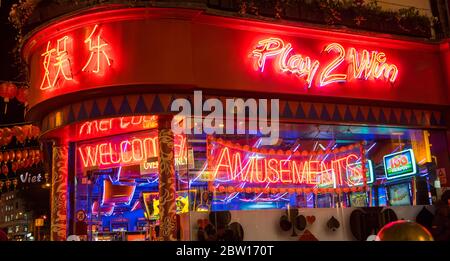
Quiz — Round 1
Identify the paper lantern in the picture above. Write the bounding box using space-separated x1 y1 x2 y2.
22 149 28 159
2 165 8 175
15 150 21 162
8 150 15 162
30 125 40 138
15 87 29 105
21 125 31 139
0 82 17 113
11 161 18 172
2 152 9 162
1 128 12 146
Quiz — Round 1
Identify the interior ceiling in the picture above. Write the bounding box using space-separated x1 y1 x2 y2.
278 123 414 141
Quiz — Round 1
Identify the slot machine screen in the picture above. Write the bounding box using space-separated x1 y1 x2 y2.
388 183 412 206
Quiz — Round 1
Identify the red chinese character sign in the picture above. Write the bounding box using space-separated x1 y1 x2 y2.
82 25 112 75
39 24 112 91
206 136 369 195
251 37 399 89
40 36 73 90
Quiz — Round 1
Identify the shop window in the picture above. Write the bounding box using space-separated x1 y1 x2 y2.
70 115 446 241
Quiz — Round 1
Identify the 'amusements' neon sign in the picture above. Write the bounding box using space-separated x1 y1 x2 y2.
207 137 369 190
252 38 399 88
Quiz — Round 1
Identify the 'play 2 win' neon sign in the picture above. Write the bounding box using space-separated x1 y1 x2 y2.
252 38 399 88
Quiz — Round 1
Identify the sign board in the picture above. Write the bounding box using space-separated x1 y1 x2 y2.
437 168 447 185
384 149 417 180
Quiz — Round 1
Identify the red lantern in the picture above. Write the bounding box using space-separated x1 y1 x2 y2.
1 164 8 175
30 125 40 138
8 151 15 162
21 125 31 139
15 87 29 105
1 128 12 146
22 149 28 160
12 126 25 143
15 150 21 162
0 82 17 113
2 152 9 162
11 162 18 173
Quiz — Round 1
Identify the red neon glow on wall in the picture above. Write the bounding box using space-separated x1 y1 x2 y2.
40 36 73 90
252 37 399 88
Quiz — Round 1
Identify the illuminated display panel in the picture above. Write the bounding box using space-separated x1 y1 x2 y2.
23 8 448 112
346 160 374 186
383 149 417 180
388 183 412 206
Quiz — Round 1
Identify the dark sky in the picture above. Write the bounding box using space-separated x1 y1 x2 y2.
0 1 26 125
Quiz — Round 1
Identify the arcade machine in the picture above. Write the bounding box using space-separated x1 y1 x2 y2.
346 160 375 208
381 149 421 207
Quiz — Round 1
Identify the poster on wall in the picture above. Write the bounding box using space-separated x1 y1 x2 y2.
388 183 411 206
383 149 416 180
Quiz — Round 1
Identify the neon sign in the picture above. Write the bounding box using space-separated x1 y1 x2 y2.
40 36 73 90
383 149 416 180
82 24 112 74
39 24 111 90
208 138 368 189
78 133 187 170
77 115 158 138
252 38 398 88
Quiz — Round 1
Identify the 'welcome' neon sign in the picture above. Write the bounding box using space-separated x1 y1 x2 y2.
252 38 399 88
78 133 186 170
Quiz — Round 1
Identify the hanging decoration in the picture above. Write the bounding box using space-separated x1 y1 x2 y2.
0 124 40 146
0 82 17 114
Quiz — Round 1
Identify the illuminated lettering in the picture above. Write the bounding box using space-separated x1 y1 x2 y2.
82 24 111 74
252 38 285 72
349 48 398 83
319 43 347 86
251 37 399 88
78 134 186 169
77 116 158 137
40 36 73 90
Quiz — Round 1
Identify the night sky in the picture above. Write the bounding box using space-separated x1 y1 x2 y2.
0 1 26 125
